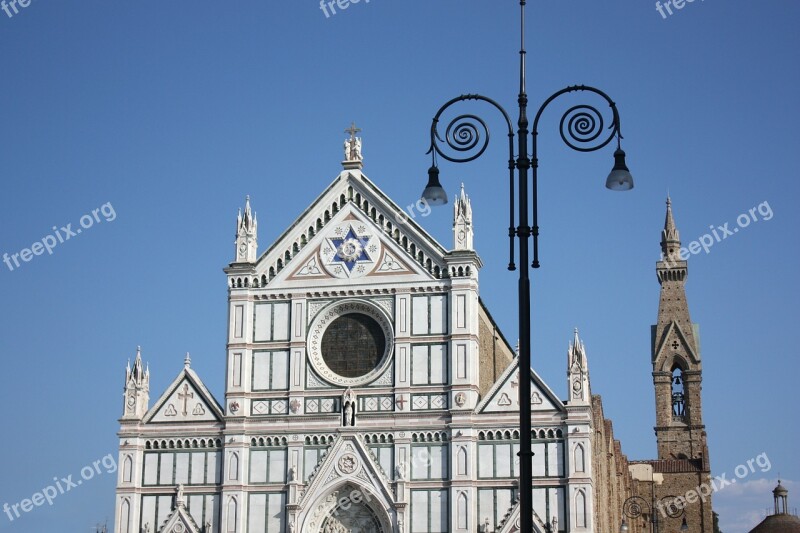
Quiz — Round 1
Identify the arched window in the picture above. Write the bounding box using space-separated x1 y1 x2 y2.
671 364 686 419
574 444 585 473
227 498 237 533
119 499 130 533
228 452 239 481
575 490 587 527
457 446 467 476
122 455 133 483
457 492 468 529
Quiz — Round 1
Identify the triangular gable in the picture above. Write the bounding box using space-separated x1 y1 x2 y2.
652 320 700 368
145 367 224 424
476 357 565 414
157 504 202 533
271 203 434 286
250 170 448 286
299 434 394 509
495 499 550 533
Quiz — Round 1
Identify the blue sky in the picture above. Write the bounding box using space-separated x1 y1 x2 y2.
0 1 798 532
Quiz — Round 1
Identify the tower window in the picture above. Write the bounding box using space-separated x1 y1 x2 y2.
671 365 686 420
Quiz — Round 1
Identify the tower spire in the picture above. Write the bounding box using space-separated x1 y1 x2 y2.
453 183 474 250
661 196 681 263
123 346 150 419
234 196 258 263
567 328 590 404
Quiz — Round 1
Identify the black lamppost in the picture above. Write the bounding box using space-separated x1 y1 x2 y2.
421 2 633 532
623 495 687 533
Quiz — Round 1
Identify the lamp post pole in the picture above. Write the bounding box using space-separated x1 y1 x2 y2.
421 3 633 532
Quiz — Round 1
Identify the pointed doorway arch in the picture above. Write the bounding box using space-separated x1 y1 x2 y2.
303 481 393 533
320 498 384 533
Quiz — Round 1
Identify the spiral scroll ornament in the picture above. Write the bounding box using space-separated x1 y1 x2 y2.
435 113 490 163
623 496 650 519
660 495 686 518
558 104 613 152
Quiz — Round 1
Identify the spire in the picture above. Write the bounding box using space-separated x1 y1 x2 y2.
130 345 146 382
567 328 590 403
569 328 584 365
184 352 191 368
453 183 474 250
661 196 681 262
234 196 258 263
238 195 256 234
123 346 150 419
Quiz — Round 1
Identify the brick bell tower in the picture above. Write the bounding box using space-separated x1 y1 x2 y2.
652 197 709 462
650 197 714 532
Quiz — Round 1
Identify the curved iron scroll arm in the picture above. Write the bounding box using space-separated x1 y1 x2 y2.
427 94 518 270
530 84 624 267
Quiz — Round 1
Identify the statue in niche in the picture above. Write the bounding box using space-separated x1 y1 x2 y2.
342 388 356 426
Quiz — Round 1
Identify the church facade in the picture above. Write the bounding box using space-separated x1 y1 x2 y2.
114 134 714 533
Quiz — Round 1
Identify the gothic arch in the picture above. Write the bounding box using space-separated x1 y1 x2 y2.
662 354 689 373
118 498 130 533
228 451 239 481
457 491 469 529
300 480 394 533
574 444 586 473
457 446 468 476
226 497 238 533
575 489 587 528
122 455 133 483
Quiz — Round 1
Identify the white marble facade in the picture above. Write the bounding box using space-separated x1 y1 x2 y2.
115 143 596 533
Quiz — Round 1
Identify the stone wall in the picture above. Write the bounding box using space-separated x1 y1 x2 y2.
477 302 514 398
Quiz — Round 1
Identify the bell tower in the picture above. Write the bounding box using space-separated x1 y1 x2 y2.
651 198 709 463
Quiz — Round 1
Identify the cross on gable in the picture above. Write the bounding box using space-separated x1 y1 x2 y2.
672 340 680 350
345 122 361 141
178 383 194 416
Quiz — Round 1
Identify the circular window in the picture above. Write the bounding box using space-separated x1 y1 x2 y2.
321 314 386 378
307 300 394 386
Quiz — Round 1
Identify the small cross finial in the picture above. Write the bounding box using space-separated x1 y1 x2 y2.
184 352 191 368
345 121 361 140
